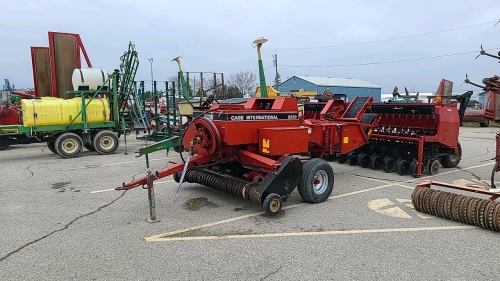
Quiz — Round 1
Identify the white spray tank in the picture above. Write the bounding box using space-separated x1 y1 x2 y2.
71 68 109 91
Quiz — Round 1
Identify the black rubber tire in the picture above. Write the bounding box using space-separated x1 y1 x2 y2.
480 121 489 127
297 158 334 203
0 145 9 151
440 142 462 168
47 142 57 154
338 158 347 164
428 159 440 175
410 161 421 178
93 130 119 155
382 156 395 172
54 132 84 159
173 172 181 183
348 153 358 166
370 155 383 170
357 153 370 168
396 159 410 175
84 143 96 151
262 193 282 216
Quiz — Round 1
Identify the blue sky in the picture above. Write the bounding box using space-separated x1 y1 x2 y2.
1 0 499 93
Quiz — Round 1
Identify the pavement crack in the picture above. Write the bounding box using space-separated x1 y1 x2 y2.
463 147 490 160
350 174 399 182
260 265 283 281
455 167 490 187
25 164 34 179
0 191 126 263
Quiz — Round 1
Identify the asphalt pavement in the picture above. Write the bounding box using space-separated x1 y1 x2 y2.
1 126 499 280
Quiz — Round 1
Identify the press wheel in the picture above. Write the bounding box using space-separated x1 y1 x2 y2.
428 160 440 175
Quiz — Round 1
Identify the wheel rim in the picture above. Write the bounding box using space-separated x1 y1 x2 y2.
313 170 328 194
99 136 115 150
62 139 79 154
431 162 439 174
269 198 281 212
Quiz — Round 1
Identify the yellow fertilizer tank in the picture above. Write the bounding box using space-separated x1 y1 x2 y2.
21 97 110 127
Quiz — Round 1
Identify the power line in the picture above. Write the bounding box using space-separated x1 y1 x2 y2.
279 21 499 50
213 19 499 70
278 47 500 68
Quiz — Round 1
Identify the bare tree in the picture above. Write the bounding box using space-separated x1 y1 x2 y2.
227 70 257 96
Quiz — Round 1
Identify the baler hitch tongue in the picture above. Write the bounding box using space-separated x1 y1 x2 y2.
411 180 500 231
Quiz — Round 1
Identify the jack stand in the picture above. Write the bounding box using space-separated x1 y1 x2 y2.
145 154 160 223
122 118 128 155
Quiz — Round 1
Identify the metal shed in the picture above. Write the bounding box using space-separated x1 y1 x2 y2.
277 75 382 101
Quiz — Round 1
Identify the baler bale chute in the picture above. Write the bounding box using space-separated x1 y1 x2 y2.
410 45 500 231
116 38 381 220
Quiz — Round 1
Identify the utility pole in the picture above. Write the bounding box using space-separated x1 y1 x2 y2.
272 52 279 89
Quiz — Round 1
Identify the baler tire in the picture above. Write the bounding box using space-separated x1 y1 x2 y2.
262 193 282 216
396 159 410 175
369 155 383 170
440 142 462 168
47 142 57 154
93 130 119 155
357 153 370 168
298 158 334 203
383 157 395 172
54 133 84 159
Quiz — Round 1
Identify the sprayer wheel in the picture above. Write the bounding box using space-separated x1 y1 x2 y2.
357 153 370 168
395 159 410 175
440 142 462 168
46 142 57 154
93 130 119 155
297 158 334 203
262 193 282 216
369 155 383 170
54 132 84 159
382 157 395 173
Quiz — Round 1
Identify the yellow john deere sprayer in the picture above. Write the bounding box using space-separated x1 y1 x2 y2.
0 42 146 158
